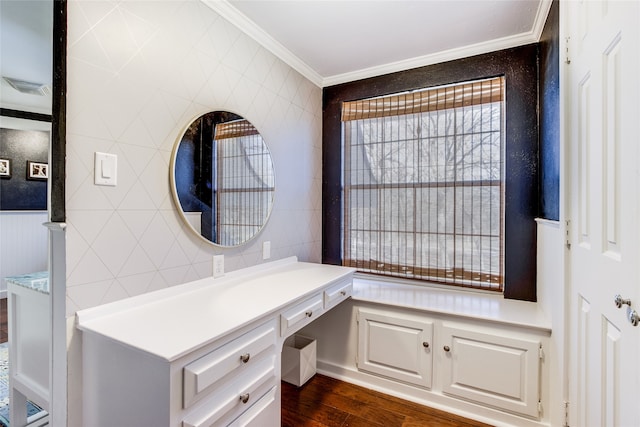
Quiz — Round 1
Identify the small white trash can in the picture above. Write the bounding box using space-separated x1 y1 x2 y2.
282 335 316 386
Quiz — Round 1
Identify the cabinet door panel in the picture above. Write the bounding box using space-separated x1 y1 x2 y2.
357 308 433 388
441 324 540 417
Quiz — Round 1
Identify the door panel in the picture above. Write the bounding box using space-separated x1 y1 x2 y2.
566 1 640 426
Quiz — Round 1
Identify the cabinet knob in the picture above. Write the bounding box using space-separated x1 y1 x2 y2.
628 307 640 327
340 291 347 296
240 353 251 363
614 294 632 308
443 345 451 352
239 393 250 404
305 310 313 317
422 342 430 349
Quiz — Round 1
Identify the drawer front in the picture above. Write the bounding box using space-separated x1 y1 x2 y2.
323 279 352 310
280 294 323 337
184 320 276 408
182 355 277 427
227 386 278 427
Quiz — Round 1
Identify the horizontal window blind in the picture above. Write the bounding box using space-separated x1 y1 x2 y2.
342 77 504 291
214 120 274 246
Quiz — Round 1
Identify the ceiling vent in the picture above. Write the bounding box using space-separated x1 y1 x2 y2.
2 76 51 96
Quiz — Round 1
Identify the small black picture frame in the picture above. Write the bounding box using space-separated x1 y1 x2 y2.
0 158 10 178
27 160 48 181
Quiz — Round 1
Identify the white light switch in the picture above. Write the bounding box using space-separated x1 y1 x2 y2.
95 152 117 186
262 241 271 260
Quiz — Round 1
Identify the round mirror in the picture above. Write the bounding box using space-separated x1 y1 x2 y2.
170 111 275 247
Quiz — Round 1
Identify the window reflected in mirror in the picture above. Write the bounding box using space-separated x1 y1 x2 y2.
171 111 275 247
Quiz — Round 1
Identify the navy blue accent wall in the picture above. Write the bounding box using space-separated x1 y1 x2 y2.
323 44 540 301
0 128 49 210
539 0 560 220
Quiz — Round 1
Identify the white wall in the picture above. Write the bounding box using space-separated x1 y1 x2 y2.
0 212 49 296
65 1 322 425
65 0 322 315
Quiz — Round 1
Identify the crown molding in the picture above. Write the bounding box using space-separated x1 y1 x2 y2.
201 0 324 87
203 0 553 89
323 31 538 87
324 0 553 87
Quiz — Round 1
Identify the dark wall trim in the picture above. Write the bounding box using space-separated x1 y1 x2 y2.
51 0 67 222
539 0 560 221
323 44 539 301
0 108 52 123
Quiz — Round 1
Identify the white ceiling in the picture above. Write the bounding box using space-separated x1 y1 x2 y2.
207 0 552 86
0 0 551 114
0 0 53 115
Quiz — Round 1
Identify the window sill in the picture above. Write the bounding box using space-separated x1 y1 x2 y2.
351 276 551 334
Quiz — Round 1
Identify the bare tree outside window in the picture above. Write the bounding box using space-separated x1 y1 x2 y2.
342 77 504 290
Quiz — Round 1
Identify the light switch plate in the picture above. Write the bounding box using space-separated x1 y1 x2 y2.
262 241 271 260
213 255 224 278
94 152 117 186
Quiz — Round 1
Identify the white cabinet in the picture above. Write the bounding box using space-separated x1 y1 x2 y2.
356 307 543 419
440 323 541 417
357 308 433 388
77 259 355 427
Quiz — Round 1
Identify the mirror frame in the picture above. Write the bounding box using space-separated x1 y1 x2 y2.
169 111 276 248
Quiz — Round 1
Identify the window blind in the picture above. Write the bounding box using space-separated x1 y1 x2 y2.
341 77 504 291
214 119 274 246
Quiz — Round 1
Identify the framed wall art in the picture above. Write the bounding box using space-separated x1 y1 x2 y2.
26 161 48 181
0 158 10 178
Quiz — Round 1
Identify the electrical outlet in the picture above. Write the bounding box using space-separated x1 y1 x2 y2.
262 241 271 260
213 255 224 278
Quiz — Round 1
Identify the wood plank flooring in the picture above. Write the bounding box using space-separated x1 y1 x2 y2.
0 298 6 344
282 374 493 427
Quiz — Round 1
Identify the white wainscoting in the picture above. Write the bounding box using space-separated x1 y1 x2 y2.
0 212 49 297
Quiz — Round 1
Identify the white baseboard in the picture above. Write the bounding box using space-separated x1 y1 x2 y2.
316 359 550 427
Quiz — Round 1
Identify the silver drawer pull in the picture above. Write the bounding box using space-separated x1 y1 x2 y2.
305 310 313 317
340 291 346 296
628 307 640 327
240 353 250 363
239 393 250 404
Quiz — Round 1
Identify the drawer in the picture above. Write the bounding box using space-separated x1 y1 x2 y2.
323 279 352 310
280 294 323 337
183 320 276 408
182 354 277 427
227 386 278 427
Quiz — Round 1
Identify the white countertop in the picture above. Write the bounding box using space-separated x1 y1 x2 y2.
76 257 355 362
352 276 552 333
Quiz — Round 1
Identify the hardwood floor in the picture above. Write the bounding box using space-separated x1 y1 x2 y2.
0 298 6 344
282 374 493 427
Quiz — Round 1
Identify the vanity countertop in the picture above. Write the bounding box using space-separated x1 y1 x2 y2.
5 271 49 294
76 257 354 362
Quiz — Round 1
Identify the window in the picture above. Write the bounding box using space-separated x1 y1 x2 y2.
215 119 275 246
342 77 504 291
324 45 538 301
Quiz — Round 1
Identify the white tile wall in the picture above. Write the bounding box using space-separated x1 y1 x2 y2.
66 0 323 315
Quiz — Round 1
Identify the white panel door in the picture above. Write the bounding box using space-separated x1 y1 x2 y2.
565 1 640 426
357 308 433 388
440 324 541 418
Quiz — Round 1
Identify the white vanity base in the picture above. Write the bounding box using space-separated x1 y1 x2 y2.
77 257 354 427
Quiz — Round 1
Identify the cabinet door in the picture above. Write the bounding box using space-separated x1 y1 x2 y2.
440 323 541 417
357 308 433 388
